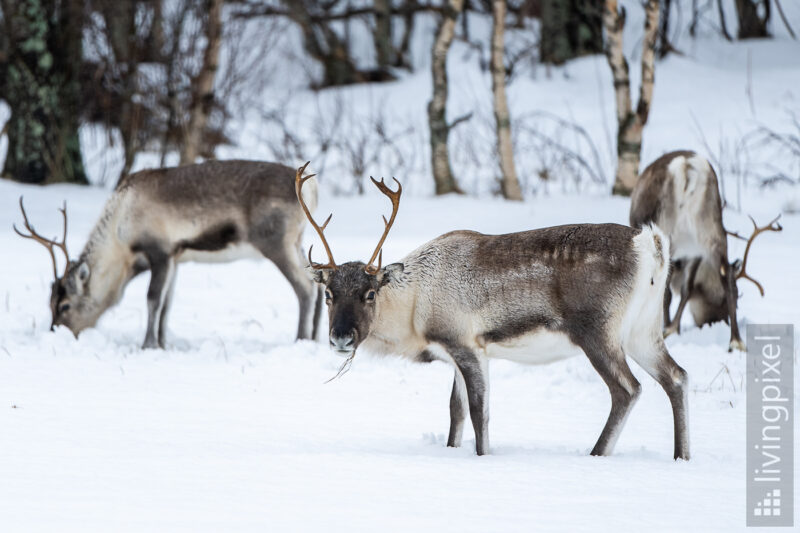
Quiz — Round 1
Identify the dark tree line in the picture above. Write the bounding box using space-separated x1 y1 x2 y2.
0 0 231 184
1 0 87 184
0 0 788 189
539 0 603 65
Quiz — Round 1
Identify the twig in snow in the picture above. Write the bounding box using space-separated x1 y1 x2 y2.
746 50 755 117
774 0 797 39
218 337 229 363
705 363 738 393
324 352 356 384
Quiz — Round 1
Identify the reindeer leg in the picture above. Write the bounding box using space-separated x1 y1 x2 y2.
579 336 641 457
142 247 174 350
663 265 674 328
157 268 177 349
665 258 700 337
627 340 690 460
725 266 745 352
441 344 490 455
447 369 468 448
269 244 316 341
252 226 316 341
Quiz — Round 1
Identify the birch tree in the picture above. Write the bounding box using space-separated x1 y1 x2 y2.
491 0 522 201
604 0 659 196
180 0 223 165
427 0 464 195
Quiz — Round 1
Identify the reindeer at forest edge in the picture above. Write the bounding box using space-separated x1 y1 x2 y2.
14 160 323 349
296 162 690 460
630 151 782 352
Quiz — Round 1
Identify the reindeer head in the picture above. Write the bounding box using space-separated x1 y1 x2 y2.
14 197 97 336
683 214 782 351
295 162 403 356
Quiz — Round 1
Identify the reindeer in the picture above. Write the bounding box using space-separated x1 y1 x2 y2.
14 160 322 349
629 150 782 352
295 162 689 460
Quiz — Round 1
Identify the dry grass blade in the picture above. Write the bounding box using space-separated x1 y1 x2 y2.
324 352 356 384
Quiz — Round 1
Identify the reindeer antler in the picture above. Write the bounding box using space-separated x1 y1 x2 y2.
724 228 748 241
13 196 70 280
732 214 782 297
364 177 402 275
295 162 337 270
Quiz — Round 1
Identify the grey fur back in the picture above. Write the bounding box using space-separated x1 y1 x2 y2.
117 160 301 209
630 150 727 263
398 224 641 343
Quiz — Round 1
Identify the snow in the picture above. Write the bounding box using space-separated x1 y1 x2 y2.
1 178 798 532
2 1 800 531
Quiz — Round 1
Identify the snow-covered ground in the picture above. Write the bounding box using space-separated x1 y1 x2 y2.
2 1 800 530
1 178 798 532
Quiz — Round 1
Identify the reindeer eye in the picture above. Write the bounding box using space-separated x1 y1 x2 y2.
325 290 333 303
59 303 71 313
365 290 376 302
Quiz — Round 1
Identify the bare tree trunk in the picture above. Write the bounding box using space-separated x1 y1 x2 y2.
181 0 223 165
396 0 417 69
604 0 659 196
373 0 394 70
658 0 681 57
540 0 571 64
280 0 381 87
490 0 522 201
717 0 733 40
428 0 464 195
100 0 142 180
735 0 771 39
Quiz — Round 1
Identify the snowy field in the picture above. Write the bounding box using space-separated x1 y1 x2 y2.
1 180 798 532
2 2 800 531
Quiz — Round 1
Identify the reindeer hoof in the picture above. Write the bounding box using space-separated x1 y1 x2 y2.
663 324 678 338
141 339 160 350
729 339 746 352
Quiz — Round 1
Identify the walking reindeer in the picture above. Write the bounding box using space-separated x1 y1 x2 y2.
15 160 322 349
630 151 782 351
296 162 689 460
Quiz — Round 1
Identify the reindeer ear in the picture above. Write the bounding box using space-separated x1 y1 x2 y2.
77 261 90 282
307 266 330 284
379 263 404 286
730 259 742 276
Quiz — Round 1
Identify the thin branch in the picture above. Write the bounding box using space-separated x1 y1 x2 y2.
717 0 732 41
774 0 797 39
448 112 473 131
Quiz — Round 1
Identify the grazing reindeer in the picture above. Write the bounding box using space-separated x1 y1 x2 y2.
15 160 322 349
296 162 689 460
629 150 782 351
